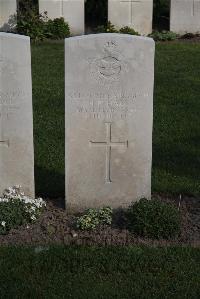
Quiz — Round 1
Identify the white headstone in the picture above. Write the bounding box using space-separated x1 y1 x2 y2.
108 0 153 35
170 0 200 34
39 0 84 36
0 0 17 31
0 33 34 197
65 33 154 211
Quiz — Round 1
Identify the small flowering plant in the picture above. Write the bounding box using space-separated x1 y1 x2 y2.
0 186 46 235
76 207 113 231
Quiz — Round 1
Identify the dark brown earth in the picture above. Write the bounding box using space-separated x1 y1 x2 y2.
0 195 199 247
177 34 200 43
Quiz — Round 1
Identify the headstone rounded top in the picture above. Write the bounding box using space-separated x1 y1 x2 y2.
0 33 30 40
65 33 155 45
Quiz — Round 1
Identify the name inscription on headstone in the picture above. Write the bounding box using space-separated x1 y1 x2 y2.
0 89 30 119
66 90 149 120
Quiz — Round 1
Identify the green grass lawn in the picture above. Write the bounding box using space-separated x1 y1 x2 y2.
0 246 199 298
31 41 200 197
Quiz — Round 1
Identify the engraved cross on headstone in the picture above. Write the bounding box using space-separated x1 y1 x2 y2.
89 123 128 183
120 0 141 23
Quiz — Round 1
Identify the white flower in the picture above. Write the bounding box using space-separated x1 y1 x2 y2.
0 198 9 203
0 186 46 225
31 215 36 221
1 221 6 227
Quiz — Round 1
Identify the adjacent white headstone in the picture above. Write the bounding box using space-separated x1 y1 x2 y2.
170 0 200 34
0 0 17 31
108 0 153 35
0 33 34 197
39 0 84 35
65 33 154 211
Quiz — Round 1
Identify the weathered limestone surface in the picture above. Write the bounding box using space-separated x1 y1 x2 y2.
65 34 154 211
170 0 200 34
39 0 84 35
108 0 153 35
0 33 34 197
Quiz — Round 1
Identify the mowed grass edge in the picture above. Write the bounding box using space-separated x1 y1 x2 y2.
0 245 199 298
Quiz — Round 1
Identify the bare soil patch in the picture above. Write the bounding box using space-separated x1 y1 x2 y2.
0 195 199 247
178 33 200 43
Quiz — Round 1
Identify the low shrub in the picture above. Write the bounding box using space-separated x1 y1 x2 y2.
95 21 118 33
76 207 113 230
126 198 181 239
95 23 139 36
17 8 47 41
119 26 140 36
17 7 70 41
44 18 70 39
0 186 46 235
149 30 177 41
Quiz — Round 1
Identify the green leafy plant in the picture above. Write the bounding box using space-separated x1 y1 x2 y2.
17 3 70 41
17 7 48 41
119 26 140 36
76 207 113 230
149 30 177 41
95 23 140 36
126 198 181 239
0 186 46 235
95 22 119 33
105 22 119 33
44 18 70 39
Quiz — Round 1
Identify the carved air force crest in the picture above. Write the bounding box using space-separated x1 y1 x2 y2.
90 41 128 85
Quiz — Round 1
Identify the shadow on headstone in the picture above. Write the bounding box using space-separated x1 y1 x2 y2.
0 14 17 32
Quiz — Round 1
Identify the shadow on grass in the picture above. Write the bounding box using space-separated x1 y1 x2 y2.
153 137 200 180
34 166 65 199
